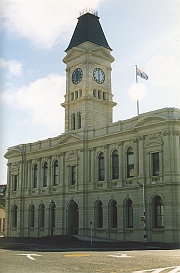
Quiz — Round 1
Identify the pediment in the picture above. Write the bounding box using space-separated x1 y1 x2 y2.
4 147 23 159
57 133 83 146
10 163 19 173
63 47 85 62
144 133 163 148
92 47 114 61
135 116 166 128
66 151 79 162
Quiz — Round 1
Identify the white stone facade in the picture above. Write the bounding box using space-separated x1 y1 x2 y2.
4 107 180 243
4 12 180 243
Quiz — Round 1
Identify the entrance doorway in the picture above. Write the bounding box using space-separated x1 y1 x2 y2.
68 200 79 235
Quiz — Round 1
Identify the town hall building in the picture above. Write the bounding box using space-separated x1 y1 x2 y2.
4 10 180 244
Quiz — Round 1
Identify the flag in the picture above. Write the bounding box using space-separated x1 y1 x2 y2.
136 68 148 80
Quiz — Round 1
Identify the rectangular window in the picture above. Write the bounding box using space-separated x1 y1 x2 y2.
54 163 58 186
71 166 76 185
103 92 106 100
33 165 38 188
98 90 101 99
75 91 78 99
152 152 160 176
13 175 18 191
71 92 74 100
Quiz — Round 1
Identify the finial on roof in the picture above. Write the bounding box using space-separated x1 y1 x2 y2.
79 7 98 17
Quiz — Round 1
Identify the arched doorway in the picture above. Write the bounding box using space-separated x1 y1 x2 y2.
68 200 79 235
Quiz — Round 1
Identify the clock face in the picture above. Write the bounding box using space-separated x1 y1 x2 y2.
72 68 83 84
93 68 105 84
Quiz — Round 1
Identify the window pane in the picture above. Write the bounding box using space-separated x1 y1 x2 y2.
112 151 119 179
43 163 48 187
154 197 164 228
39 204 45 228
152 152 159 176
96 201 103 228
99 153 105 181
110 200 117 228
71 166 76 185
13 175 18 191
29 205 35 228
127 148 134 178
12 205 17 228
72 114 75 130
33 164 38 188
127 199 133 228
54 161 58 186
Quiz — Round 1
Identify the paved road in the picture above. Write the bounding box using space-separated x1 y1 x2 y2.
0 248 180 273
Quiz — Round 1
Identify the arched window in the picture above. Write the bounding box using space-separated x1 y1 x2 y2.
43 162 48 187
53 160 58 186
12 204 17 228
95 201 103 228
33 164 38 188
153 196 164 228
127 147 134 178
99 152 105 181
109 200 117 228
125 199 133 228
39 204 45 228
77 112 81 129
49 201 56 235
29 204 35 228
71 113 75 130
112 150 119 179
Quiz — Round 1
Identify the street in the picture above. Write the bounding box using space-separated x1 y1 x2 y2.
0 248 180 273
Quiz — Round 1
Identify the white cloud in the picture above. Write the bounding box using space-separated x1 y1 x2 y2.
2 0 103 48
146 55 178 87
1 74 66 133
0 58 23 77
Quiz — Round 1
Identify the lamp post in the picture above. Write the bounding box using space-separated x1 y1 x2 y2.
137 181 147 245
50 200 55 236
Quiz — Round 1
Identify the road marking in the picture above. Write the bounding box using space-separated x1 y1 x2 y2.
108 252 133 258
133 266 180 273
17 254 41 260
64 253 89 257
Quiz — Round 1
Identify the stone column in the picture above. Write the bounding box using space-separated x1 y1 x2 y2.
18 161 22 190
47 157 51 187
90 148 95 184
161 130 171 182
173 131 180 173
159 150 163 183
104 144 109 184
37 159 41 189
118 142 123 184
6 163 11 193
27 160 32 190
146 152 150 184
138 136 144 183
133 138 138 178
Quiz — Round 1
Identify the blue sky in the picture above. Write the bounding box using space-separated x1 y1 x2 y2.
0 0 180 184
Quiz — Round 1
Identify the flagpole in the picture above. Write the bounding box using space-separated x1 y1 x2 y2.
135 65 139 116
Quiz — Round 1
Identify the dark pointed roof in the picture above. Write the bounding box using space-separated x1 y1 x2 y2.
66 12 111 51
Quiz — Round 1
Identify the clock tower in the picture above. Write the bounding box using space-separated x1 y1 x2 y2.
61 9 117 132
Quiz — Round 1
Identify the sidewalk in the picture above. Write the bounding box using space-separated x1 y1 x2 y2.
0 235 179 251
